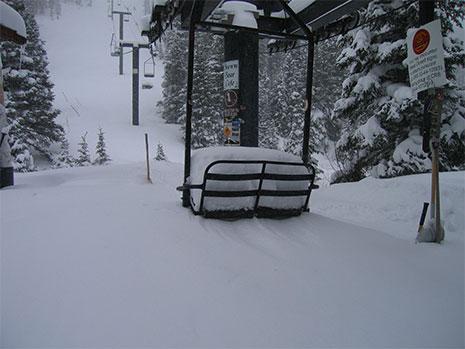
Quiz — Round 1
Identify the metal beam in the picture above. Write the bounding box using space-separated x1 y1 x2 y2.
183 0 204 207
198 21 309 41
278 0 312 37
302 37 314 166
201 0 223 22
287 0 369 34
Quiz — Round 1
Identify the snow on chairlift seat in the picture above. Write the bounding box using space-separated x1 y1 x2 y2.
142 81 153 89
186 147 316 218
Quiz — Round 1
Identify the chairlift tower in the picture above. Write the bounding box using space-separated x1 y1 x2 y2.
120 41 151 126
112 9 131 75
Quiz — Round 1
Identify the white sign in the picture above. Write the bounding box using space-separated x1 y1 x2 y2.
406 19 447 94
224 60 239 90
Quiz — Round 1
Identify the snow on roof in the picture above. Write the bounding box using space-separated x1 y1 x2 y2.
221 1 258 29
0 1 27 44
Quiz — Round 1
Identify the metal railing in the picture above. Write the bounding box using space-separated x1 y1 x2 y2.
178 160 317 218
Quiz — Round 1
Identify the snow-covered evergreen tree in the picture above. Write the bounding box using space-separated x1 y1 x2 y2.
313 37 345 143
259 41 280 150
94 128 110 165
332 0 465 183
155 143 166 161
51 136 74 168
159 24 223 148
259 43 321 168
158 21 187 124
75 132 91 166
1 0 64 171
190 32 223 148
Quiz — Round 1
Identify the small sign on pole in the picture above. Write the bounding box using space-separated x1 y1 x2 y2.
406 19 447 94
407 19 446 243
223 60 240 146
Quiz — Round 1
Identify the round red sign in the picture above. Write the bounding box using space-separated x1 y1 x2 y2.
413 29 430 55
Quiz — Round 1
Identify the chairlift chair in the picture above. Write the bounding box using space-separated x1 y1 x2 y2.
143 55 155 78
142 81 154 89
110 33 121 57
143 0 372 219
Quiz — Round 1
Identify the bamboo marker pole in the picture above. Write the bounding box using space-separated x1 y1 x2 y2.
145 133 152 183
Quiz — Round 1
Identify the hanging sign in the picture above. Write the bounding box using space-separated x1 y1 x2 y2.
224 60 240 145
406 19 447 94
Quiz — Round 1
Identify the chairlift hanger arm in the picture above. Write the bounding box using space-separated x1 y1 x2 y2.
198 21 309 41
286 0 370 35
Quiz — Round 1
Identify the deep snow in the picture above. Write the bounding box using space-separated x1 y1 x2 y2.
1 163 464 347
0 1 464 347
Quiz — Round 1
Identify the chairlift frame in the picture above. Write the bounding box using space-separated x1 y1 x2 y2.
180 0 315 214
144 0 368 218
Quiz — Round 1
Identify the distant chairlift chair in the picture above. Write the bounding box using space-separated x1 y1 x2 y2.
143 53 155 78
110 33 121 57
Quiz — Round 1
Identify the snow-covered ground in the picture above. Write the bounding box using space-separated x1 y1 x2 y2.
37 0 184 164
0 1 464 347
1 163 464 347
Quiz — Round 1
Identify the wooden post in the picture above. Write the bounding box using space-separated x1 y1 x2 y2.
145 133 152 183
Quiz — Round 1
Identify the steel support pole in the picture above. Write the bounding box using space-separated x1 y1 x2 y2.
132 45 139 126
302 35 314 165
119 13 124 75
183 22 196 207
224 31 259 147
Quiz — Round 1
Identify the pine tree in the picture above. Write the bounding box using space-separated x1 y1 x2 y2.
332 0 465 182
259 40 280 149
1 0 64 171
155 143 167 161
191 32 223 148
261 44 321 168
158 21 188 124
159 24 223 148
313 38 345 143
51 136 74 168
94 128 110 165
75 132 91 166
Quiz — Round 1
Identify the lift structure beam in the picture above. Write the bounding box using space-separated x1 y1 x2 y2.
146 0 369 44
